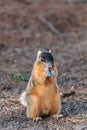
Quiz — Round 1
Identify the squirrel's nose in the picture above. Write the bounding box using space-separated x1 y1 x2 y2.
47 62 52 69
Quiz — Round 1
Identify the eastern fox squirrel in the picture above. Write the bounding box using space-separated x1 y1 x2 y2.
20 50 74 121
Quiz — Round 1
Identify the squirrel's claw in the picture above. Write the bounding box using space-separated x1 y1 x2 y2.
52 114 63 119
33 117 42 122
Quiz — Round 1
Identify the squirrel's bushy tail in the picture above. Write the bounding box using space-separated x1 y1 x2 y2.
20 91 27 107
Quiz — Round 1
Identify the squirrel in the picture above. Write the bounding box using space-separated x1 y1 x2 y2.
20 50 75 121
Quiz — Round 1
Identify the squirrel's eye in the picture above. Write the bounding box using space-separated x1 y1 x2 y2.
41 58 45 62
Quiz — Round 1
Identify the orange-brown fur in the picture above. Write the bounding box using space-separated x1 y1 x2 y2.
20 52 61 119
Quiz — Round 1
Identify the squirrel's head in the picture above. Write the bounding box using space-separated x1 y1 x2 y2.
36 50 55 77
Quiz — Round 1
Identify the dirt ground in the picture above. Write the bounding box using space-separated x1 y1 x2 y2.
0 0 87 130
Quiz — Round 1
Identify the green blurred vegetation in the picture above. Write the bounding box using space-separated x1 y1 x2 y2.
12 73 27 81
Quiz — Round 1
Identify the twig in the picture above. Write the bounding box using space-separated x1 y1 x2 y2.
38 14 62 36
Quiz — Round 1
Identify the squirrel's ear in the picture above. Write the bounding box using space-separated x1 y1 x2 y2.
37 50 42 56
49 49 52 53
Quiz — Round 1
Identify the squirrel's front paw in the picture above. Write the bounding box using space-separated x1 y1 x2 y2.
33 117 42 122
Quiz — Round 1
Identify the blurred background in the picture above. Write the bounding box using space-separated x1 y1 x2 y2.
0 0 87 130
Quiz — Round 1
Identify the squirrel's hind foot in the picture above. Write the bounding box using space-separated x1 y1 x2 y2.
52 114 63 119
